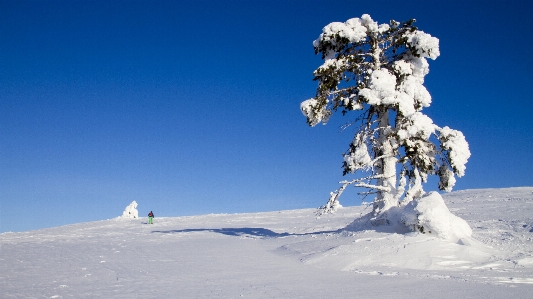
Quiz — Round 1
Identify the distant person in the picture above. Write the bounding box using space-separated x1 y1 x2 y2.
148 211 154 224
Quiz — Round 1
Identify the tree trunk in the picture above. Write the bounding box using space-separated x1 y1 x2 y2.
373 108 398 217
369 36 397 220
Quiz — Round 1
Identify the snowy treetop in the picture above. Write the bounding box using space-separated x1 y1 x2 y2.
303 14 471 216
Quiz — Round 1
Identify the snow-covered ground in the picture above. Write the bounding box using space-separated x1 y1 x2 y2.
1 187 532 298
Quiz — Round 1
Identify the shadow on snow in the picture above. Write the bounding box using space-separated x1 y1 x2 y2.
151 227 341 238
151 212 410 239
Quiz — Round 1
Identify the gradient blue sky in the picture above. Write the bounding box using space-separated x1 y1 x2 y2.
1 0 532 233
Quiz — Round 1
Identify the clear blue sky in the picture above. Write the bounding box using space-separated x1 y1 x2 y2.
1 0 532 233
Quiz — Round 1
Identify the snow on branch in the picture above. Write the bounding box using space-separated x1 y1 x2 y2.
438 126 471 177
300 98 332 126
316 186 346 217
406 31 440 60
316 174 392 217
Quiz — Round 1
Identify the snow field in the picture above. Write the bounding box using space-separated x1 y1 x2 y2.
1 187 532 298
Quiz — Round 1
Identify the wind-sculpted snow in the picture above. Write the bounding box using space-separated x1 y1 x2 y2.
121 200 138 219
401 192 473 241
1 188 532 298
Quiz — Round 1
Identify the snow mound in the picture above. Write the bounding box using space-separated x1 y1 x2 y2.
121 201 138 218
401 192 472 242
344 192 472 243
292 229 494 272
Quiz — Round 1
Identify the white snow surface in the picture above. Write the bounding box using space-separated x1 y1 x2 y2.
1 187 533 298
401 192 473 241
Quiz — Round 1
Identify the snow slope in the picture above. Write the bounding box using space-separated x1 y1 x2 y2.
1 187 532 298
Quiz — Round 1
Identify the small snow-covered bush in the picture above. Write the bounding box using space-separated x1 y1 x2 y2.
401 192 472 241
122 201 138 219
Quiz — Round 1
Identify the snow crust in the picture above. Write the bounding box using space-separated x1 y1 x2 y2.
1 188 532 298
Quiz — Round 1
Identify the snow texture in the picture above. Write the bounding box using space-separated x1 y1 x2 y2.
121 201 138 219
300 98 330 126
438 165 457 192
1 188 533 298
343 140 372 171
438 126 471 176
359 69 398 106
401 192 472 241
397 112 437 141
406 30 441 60
313 16 367 53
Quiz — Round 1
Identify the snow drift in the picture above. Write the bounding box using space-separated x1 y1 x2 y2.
401 191 472 241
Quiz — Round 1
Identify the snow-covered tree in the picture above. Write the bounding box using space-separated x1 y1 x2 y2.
301 14 470 225
122 201 139 219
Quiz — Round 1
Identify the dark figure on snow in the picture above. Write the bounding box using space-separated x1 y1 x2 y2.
148 211 154 224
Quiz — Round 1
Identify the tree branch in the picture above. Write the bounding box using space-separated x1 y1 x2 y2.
355 182 391 192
